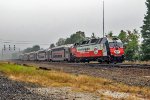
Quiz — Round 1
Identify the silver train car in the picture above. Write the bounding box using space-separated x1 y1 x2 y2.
28 52 37 61
19 54 24 60
20 44 73 62
37 50 47 61
22 53 29 61
51 44 73 61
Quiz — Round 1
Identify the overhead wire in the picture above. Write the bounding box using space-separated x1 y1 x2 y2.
0 38 51 45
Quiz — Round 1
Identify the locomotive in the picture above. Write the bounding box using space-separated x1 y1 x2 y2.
20 37 124 63
70 37 124 63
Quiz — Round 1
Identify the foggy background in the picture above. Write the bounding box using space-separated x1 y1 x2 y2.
0 0 146 51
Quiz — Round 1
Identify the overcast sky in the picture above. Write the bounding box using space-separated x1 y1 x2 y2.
0 0 147 49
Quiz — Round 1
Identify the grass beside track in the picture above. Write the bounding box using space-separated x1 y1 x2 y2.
0 62 150 99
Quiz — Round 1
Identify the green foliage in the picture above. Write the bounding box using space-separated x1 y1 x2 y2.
107 31 117 38
23 45 40 53
32 45 40 51
65 31 86 44
118 30 127 44
107 31 113 37
91 33 96 38
118 29 140 61
141 0 150 61
55 31 86 46
23 47 32 53
50 43 55 48
56 38 66 46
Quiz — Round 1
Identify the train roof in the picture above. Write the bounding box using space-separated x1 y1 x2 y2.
51 44 74 50
107 37 122 43
46 49 51 51
28 51 36 54
74 37 123 47
36 49 47 53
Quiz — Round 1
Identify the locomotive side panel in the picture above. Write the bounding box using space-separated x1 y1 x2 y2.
75 44 103 58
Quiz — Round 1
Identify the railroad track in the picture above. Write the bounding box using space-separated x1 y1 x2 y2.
71 63 150 69
8 60 150 69
18 61 150 69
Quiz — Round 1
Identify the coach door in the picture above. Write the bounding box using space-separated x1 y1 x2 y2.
101 38 108 56
65 48 70 61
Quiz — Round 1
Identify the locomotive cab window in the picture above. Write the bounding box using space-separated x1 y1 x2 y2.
109 42 123 48
81 40 90 45
97 38 103 44
74 43 79 46
89 39 99 44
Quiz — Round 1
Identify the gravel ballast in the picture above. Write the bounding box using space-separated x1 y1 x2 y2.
0 72 100 100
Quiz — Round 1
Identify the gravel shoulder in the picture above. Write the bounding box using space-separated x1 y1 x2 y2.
0 72 100 100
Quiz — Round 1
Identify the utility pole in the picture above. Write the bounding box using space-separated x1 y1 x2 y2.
103 0 105 37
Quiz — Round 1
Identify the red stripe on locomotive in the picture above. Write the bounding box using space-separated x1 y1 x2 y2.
70 47 103 58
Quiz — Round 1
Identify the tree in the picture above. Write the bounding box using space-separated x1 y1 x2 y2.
107 31 113 37
23 45 40 53
32 45 40 51
91 33 96 38
141 0 150 60
50 43 55 48
118 30 127 45
56 38 65 46
106 31 117 38
23 47 32 53
118 29 140 61
65 31 86 44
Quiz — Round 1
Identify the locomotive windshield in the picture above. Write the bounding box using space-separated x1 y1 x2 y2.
109 42 123 48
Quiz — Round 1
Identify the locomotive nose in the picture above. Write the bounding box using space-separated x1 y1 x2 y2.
114 50 120 54
116 48 119 50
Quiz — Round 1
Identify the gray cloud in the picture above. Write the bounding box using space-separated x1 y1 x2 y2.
0 0 146 49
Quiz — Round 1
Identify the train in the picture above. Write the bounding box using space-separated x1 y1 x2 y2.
19 37 125 63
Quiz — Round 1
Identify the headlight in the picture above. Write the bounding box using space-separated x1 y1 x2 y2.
114 50 120 54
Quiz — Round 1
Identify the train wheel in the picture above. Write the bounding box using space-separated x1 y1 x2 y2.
98 59 102 64
75 59 79 63
107 61 110 64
